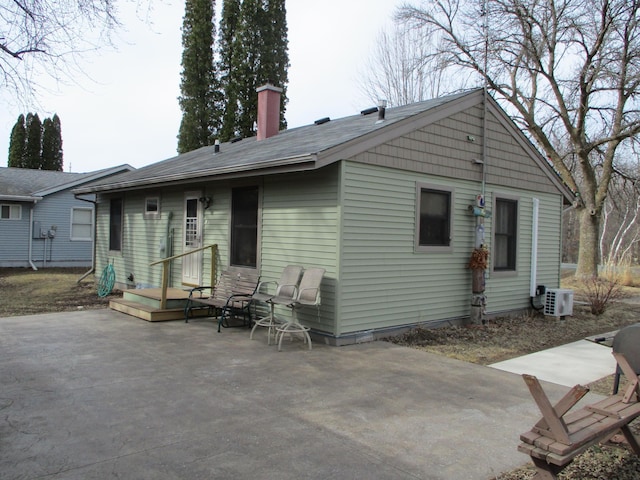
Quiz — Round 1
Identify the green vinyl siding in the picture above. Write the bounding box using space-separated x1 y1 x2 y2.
95 187 223 289
485 191 562 313
260 166 339 334
338 161 564 335
338 161 478 334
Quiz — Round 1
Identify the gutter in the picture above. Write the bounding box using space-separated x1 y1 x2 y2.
0 194 42 202
28 205 38 271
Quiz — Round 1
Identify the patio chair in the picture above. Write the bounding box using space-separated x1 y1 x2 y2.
274 267 325 351
612 323 640 394
184 270 260 332
249 265 303 344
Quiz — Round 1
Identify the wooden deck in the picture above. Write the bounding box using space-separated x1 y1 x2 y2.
109 287 206 322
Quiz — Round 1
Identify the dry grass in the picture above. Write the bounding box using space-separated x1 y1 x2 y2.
385 301 639 365
0 267 116 317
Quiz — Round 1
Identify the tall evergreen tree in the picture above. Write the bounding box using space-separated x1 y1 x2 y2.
8 114 26 168
52 114 63 171
177 0 218 154
41 114 63 171
257 0 288 131
217 0 242 141
234 0 261 139
218 0 289 140
25 113 42 169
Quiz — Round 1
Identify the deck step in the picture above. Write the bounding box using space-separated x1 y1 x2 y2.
109 298 195 322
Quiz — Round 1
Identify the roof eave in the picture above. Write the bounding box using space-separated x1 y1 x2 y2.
34 164 135 196
73 155 318 194
0 195 42 203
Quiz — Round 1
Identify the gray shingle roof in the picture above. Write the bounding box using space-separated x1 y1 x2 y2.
0 168 91 197
0 165 135 200
75 90 477 193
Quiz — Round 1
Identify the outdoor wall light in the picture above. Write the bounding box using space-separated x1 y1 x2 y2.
199 196 212 210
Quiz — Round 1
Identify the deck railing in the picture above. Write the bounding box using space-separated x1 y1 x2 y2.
149 244 218 309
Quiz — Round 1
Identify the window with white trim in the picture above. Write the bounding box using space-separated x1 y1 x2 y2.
144 196 160 218
0 204 21 220
71 207 93 241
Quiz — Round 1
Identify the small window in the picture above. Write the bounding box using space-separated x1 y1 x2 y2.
416 184 453 252
71 207 93 241
109 198 123 251
145 197 160 218
1 204 21 220
494 197 518 271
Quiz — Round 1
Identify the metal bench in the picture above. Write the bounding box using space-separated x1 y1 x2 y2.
184 270 260 332
518 352 640 479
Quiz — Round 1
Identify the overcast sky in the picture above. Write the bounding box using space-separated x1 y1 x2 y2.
0 0 404 173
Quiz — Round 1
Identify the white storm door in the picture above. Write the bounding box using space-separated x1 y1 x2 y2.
182 192 203 286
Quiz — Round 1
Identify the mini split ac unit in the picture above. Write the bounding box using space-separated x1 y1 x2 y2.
544 289 574 317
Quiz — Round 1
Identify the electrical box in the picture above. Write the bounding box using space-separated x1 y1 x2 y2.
32 222 46 239
544 289 574 317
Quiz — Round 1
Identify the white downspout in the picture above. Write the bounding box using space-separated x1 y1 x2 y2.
28 204 38 270
530 198 539 297
76 194 97 283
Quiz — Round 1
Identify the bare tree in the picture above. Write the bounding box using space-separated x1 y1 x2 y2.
398 0 640 278
600 157 640 266
359 22 471 107
0 1 149 103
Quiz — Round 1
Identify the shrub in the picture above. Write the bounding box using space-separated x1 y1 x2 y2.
581 277 623 315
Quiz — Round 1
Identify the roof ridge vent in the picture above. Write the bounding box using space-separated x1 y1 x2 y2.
314 117 330 125
230 136 242 143
360 107 378 116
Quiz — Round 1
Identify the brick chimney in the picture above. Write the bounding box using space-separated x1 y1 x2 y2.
256 84 282 141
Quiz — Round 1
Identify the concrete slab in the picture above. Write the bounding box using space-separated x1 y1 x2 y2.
0 310 597 480
489 340 617 387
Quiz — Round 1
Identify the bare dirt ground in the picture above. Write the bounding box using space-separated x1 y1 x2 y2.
0 267 118 317
1 267 639 478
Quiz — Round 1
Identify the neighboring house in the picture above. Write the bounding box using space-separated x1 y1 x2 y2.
74 86 573 344
0 165 133 269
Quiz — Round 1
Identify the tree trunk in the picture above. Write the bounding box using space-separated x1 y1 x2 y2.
575 207 600 278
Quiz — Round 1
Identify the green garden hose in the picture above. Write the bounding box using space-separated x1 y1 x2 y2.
97 261 116 297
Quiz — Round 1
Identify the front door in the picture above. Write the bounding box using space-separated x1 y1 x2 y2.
182 192 203 286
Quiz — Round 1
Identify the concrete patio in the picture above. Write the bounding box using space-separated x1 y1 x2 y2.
0 309 604 479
